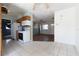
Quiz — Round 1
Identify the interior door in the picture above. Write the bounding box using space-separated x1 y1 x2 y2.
0 4 2 56
55 7 76 45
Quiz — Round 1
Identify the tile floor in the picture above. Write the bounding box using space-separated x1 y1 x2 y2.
3 40 79 56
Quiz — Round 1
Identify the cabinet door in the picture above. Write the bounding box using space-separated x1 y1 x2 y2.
0 4 2 56
55 7 76 45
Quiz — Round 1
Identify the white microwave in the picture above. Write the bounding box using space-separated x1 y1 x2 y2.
22 20 31 26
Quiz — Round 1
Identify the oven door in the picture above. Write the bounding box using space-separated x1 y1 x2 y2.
18 33 23 40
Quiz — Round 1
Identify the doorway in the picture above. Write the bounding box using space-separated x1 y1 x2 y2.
33 3 54 42
33 20 54 41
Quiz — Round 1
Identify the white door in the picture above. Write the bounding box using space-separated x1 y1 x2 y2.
55 7 76 45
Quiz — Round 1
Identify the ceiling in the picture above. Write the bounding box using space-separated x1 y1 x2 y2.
2 3 78 22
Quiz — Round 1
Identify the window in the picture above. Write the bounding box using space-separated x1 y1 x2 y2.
42 24 48 30
51 24 54 26
6 26 10 29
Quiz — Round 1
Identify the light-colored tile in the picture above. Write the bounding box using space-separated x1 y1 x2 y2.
3 40 79 56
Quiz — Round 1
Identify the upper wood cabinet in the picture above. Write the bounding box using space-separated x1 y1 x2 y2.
16 16 31 23
1 7 8 14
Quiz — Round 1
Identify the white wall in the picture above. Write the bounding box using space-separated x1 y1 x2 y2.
55 7 76 45
11 22 20 40
75 5 79 53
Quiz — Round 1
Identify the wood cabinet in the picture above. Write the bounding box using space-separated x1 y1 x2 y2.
16 16 31 23
0 4 2 56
